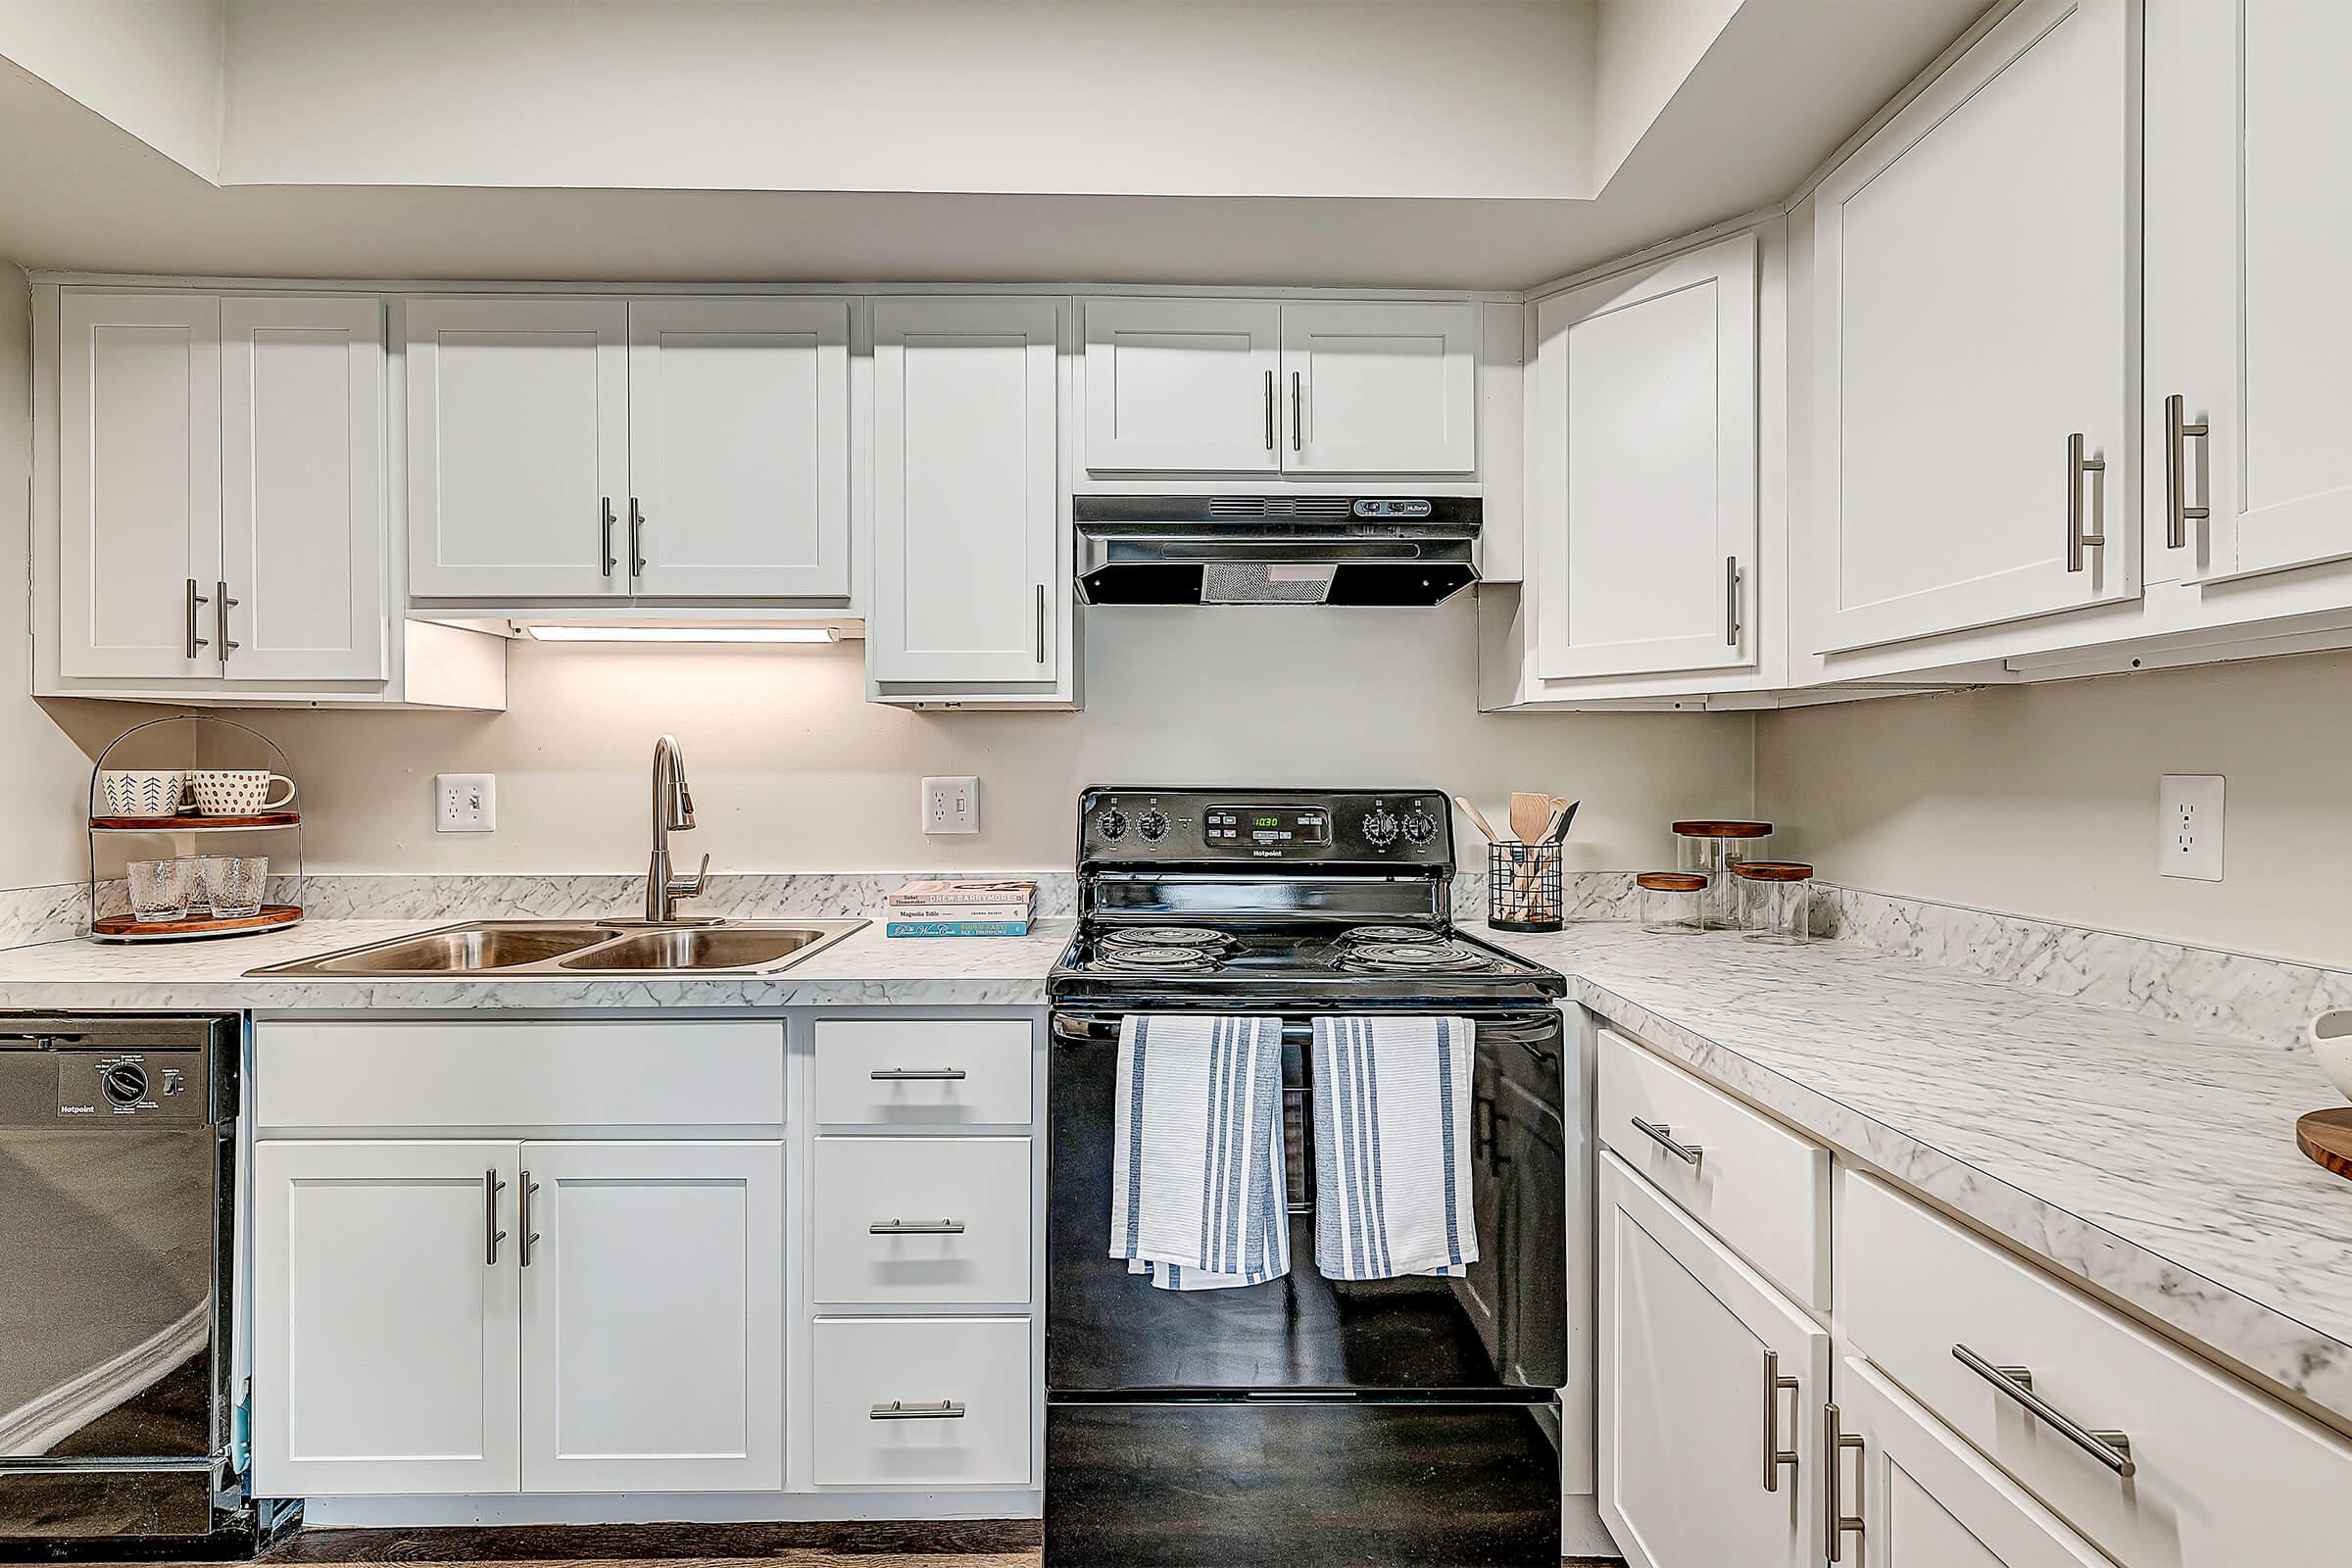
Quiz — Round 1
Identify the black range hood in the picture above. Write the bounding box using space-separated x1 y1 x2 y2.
1074 495 1479 606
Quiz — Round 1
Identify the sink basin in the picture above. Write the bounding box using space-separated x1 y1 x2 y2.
248 918 868 979
558 926 834 971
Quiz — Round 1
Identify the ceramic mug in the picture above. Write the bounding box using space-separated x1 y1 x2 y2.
187 769 297 817
2313 1009 2352 1104
99 769 189 818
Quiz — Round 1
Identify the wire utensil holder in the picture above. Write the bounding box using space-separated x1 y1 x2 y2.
1489 842 1563 932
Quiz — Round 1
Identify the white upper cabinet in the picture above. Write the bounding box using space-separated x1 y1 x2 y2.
406 297 630 600
1534 233 1758 680
1079 298 1475 476
221 296 387 681
57 291 222 679
869 296 1063 685
2144 0 2352 588
1082 298 1280 473
1281 302 1478 474
625 298 851 598
1806 0 2137 655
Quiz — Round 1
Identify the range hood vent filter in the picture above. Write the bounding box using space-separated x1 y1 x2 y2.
1076 495 1480 608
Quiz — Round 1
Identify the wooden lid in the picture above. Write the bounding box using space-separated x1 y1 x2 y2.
1636 872 1709 892
2297 1107 2352 1182
1673 820 1772 838
1730 860 1814 882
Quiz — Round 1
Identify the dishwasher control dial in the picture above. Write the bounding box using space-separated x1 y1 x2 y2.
1138 808 1170 841
1361 808 1400 849
1096 808 1129 841
1400 808 1438 845
101 1062 149 1107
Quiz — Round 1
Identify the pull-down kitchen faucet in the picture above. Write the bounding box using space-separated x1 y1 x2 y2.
645 734 712 924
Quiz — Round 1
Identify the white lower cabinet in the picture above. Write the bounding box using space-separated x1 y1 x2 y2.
811 1135 1033 1306
1598 1152 1827 1568
809 1317 1033 1489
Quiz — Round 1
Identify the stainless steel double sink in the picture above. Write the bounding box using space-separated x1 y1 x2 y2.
248 918 869 979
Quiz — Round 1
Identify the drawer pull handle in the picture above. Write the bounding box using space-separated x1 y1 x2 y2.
1762 1348 1799 1492
870 1218 965 1235
1824 1401 1866 1561
870 1399 965 1420
871 1067 968 1081
1952 1344 2135 1478
1631 1116 1704 1165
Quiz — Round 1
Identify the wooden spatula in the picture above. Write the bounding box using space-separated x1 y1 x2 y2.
1509 792 1552 845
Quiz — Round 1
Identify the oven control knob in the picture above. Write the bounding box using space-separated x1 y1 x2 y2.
1361 808 1400 848
1096 808 1128 841
1138 809 1169 841
101 1062 149 1107
1400 808 1437 845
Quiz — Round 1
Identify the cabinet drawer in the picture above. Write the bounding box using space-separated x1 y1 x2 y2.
1840 1172 2352 1566
812 1018 1033 1126
1596 1029 1829 1308
810 1316 1032 1488
255 1020 784 1128
812 1136 1032 1305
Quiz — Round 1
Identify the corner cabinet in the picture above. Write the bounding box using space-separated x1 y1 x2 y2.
867 297 1070 698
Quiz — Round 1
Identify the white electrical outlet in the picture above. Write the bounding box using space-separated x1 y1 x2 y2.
436 773 496 832
2159 774 2223 881
922 775 979 835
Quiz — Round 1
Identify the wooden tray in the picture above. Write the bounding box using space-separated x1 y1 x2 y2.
2296 1108 2352 1182
90 812 299 832
90 905 304 943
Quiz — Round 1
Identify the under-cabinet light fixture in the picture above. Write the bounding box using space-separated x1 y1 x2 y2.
523 625 840 644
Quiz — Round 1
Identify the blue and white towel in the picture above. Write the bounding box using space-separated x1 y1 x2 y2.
1310 1016 1479 1280
1109 1014 1291 1292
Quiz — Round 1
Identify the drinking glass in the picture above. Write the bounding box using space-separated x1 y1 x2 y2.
126 858 196 924
197 856 270 919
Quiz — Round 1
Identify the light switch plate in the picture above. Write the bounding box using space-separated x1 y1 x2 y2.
437 773 496 832
2159 774 2223 881
922 775 979 835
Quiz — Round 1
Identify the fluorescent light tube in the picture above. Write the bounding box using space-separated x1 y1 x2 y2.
523 625 839 644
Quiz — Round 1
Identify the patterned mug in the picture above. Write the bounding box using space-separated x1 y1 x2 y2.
99 769 189 818
187 769 298 817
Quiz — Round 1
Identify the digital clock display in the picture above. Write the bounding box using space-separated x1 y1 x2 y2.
1205 805 1332 850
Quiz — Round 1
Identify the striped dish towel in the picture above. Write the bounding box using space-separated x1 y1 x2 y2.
1311 1016 1479 1280
1108 1014 1290 1293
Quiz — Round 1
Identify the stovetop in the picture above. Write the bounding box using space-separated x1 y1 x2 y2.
1049 919 1566 1008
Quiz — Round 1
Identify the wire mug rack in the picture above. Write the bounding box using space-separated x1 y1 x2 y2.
86 713 305 943
1489 842 1563 933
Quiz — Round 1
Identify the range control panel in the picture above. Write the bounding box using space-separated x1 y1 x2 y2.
1079 788 1451 866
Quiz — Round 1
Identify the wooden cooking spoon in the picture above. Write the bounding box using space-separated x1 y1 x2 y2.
1453 795 1504 844
1509 792 1552 845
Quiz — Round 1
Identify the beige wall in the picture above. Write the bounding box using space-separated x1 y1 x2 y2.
1755 651 2352 967
232 600 1755 876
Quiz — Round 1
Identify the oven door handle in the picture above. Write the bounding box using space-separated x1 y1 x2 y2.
1051 1011 1561 1049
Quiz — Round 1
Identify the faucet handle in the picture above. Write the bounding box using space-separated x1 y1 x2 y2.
672 853 710 900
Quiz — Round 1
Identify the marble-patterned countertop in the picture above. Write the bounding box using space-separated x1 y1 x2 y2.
1 910 2346 1433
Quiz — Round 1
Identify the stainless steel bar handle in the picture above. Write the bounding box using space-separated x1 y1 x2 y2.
871 1067 968 1081
628 497 647 577
2164 393 2210 551
518 1171 541 1268
185 579 210 658
1263 369 1275 451
1291 370 1303 452
2066 432 2107 571
1762 1348 1799 1492
483 1169 508 1265
600 497 617 577
216 581 239 663
1725 557 1742 647
870 1399 965 1420
1952 1344 2135 1477
1035 583 1048 662
1824 1401 1865 1562
1630 1116 1704 1165
870 1218 965 1235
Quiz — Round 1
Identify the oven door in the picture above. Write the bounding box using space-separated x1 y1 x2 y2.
1046 1007 1566 1396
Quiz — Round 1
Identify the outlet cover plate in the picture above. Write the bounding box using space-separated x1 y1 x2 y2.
2159 774 2223 881
922 775 979 835
437 773 496 833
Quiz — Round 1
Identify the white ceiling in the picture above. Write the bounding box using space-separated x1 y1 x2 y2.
0 0 1987 289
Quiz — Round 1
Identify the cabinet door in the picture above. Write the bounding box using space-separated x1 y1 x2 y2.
1279 302 1477 474
1808 0 2136 653
2144 0 2352 586
1534 233 1757 679
869 297 1062 684
1080 297 1280 472
56 290 221 679
626 298 851 598
1835 1357 2113 1568
518 1141 784 1492
221 296 387 681
1598 1154 1825 1568
406 298 628 599
251 1141 520 1496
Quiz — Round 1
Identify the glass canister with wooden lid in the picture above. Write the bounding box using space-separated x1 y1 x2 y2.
1732 860 1815 944
1637 872 1708 935
1673 820 1771 929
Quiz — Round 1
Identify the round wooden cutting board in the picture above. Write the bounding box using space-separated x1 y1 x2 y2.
2295 1108 2352 1181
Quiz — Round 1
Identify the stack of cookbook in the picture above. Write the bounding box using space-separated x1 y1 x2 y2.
883 878 1038 937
